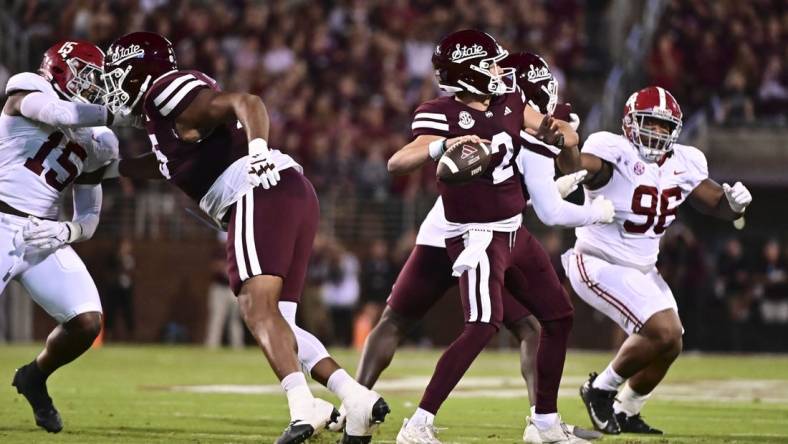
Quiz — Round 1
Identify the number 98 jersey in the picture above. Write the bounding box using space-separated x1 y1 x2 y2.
0 73 115 219
411 90 528 224
575 131 708 271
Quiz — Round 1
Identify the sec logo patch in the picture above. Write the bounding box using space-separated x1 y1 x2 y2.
634 161 645 175
458 111 475 129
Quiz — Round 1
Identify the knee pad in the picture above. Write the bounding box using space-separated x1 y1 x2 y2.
278 302 330 372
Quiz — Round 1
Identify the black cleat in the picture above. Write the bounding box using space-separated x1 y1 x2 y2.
275 421 314 444
616 412 663 434
11 363 63 433
579 372 620 435
275 406 339 444
341 397 391 444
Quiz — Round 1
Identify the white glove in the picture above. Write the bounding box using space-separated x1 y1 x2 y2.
21 216 78 250
722 182 752 214
569 112 580 131
555 169 587 198
590 195 615 224
109 108 143 128
247 138 280 189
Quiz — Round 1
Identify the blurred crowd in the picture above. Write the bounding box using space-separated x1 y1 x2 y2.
649 0 788 125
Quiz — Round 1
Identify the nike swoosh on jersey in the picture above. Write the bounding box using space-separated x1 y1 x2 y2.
673 170 685 175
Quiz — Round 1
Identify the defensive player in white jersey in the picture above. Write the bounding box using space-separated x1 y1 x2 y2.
556 86 752 435
1 40 136 433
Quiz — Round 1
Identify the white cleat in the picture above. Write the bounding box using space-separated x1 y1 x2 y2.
276 397 338 444
342 389 390 443
396 418 442 444
523 416 590 444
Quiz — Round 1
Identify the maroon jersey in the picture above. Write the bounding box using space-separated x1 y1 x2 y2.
142 70 247 203
411 90 528 223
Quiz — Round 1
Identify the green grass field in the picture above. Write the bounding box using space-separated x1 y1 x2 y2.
1 345 788 443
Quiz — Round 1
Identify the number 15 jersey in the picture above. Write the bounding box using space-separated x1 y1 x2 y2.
575 131 708 271
0 73 116 219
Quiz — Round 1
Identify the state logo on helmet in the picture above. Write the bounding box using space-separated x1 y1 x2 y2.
431 29 515 97
622 86 683 163
40 40 105 103
501 51 558 115
102 31 178 115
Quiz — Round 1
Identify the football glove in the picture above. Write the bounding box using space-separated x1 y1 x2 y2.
21 216 79 250
722 182 752 214
590 195 615 224
569 112 580 131
108 108 144 128
555 169 588 198
247 138 280 189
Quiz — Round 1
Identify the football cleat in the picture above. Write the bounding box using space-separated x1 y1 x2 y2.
523 416 590 443
11 363 63 433
563 423 603 440
341 390 391 443
396 417 442 444
275 398 338 444
579 373 621 434
615 412 663 434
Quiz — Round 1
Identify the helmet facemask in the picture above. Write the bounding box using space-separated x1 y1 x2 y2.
463 47 516 96
101 65 151 115
624 112 682 162
64 58 106 104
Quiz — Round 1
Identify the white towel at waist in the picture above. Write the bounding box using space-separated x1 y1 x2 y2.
448 213 522 277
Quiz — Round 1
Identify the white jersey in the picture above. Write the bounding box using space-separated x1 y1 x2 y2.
0 73 116 219
574 131 708 271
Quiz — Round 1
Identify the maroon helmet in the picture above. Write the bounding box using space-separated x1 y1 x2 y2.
622 86 683 162
40 40 105 103
431 29 515 96
501 52 558 115
102 31 177 114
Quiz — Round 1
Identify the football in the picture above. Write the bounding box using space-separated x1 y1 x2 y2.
436 139 492 185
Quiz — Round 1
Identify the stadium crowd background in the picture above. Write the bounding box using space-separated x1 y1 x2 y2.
0 0 786 352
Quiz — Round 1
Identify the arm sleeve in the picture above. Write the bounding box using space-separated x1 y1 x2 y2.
518 149 600 227
69 184 102 242
20 92 108 128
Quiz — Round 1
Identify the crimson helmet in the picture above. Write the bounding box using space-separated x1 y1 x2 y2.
102 32 177 115
432 29 515 97
622 86 683 162
39 40 105 103
501 52 558 115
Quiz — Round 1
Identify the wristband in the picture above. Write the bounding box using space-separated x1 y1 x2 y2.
249 138 269 155
428 138 446 160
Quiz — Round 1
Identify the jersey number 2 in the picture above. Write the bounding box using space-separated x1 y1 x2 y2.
490 132 515 184
24 132 87 191
624 185 682 234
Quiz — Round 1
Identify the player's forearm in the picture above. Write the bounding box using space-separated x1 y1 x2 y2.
712 194 745 221
556 145 581 174
69 184 102 242
20 92 108 128
523 153 599 226
233 93 270 142
387 142 431 175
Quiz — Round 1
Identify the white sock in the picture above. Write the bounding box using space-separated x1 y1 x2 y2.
327 369 365 402
592 364 625 391
531 412 558 431
282 372 312 419
410 407 435 425
613 383 651 417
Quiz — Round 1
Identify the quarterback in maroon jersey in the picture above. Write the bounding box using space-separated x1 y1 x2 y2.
100 32 388 444
354 50 604 442
388 30 604 444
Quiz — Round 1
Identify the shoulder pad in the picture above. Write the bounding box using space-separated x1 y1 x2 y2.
5 72 55 96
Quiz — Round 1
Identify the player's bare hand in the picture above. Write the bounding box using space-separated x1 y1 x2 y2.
445 134 487 149
247 138 280 189
526 114 564 148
